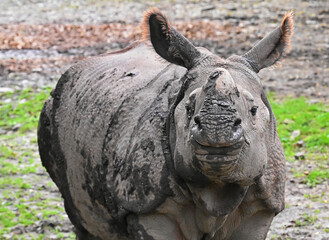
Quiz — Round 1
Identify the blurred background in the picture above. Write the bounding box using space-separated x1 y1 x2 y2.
0 0 328 239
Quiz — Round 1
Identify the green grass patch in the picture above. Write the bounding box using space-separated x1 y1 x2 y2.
268 94 329 161
0 187 69 238
0 87 76 239
0 205 16 228
294 213 318 227
268 93 329 186
303 191 327 202
0 87 51 133
41 209 60 220
304 168 329 187
0 145 16 158
0 177 31 189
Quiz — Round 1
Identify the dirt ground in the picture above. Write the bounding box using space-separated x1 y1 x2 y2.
0 0 328 239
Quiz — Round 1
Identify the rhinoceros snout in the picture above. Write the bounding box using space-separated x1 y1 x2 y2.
191 113 244 149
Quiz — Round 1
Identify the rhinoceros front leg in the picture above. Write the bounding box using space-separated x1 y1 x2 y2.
228 210 274 240
127 213 184 240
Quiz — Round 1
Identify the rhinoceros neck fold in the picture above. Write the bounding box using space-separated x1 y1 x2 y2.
161 73 196 190
188 183 249 217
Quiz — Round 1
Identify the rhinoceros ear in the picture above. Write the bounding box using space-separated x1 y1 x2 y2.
242 12 293 73
142 8 201 69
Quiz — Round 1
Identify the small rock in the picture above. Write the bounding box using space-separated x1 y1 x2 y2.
288 76 296 81
11 123 22 131
290 130 301 139
294 152 305 160
283 119 294 125
295 140 304 148
21 79 30 88
0 87 14 93
7 72 16 79
307 99 320 105
12 226 24 234
48 234 58 239
32 67 43 72
2 233 13 239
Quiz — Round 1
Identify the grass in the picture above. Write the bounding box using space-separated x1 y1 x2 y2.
304 191 327 203
294 213 318 227
0 87 328 238
268 94 329 186
0 87 74 239
0 87 51 133
268 94 329 160
304 168 329 187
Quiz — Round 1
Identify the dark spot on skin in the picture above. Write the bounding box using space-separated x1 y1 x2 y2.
236 88 240 97
122 71 139 78
126 72 135 77
50 89 60 100
185 104 192 119
97 72 106 80
185 94 196 122
128 185 135 195
234 118 242 126
132 164 152 198
42 115 50 127
194 115 201 128
201 233 208 240
140 138 155 152
120 71 138 79
250 105 258 116
253 173 263 182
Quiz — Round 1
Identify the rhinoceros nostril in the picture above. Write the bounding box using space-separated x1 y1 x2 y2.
234 118 242 126
194 115 201 127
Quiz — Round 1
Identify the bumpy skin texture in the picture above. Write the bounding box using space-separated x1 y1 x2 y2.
38 9 292 240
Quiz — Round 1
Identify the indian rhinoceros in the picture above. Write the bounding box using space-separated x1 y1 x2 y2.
38 8 293 240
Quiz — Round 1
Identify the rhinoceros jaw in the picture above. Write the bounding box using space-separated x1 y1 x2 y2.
190 136 244 156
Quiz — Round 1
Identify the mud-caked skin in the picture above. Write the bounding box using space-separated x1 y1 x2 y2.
38 8 293 240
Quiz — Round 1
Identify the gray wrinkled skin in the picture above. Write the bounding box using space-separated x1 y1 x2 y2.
38 9 290 240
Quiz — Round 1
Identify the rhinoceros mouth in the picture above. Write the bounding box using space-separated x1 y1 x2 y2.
190 137 244 157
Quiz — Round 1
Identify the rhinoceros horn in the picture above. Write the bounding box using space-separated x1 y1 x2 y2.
242 12 293 72
142 8 201 69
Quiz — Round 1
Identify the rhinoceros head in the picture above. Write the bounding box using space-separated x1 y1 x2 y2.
143 9 292 186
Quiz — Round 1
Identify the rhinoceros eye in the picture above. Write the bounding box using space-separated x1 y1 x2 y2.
250 106 258 116
185 102 194 120
209 70 221 79
185 95 196 121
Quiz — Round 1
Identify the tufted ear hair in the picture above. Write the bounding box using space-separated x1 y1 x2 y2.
142 8 201 70
242 12 293 73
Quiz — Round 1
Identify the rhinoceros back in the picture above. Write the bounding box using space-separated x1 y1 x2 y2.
38 42 186 238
